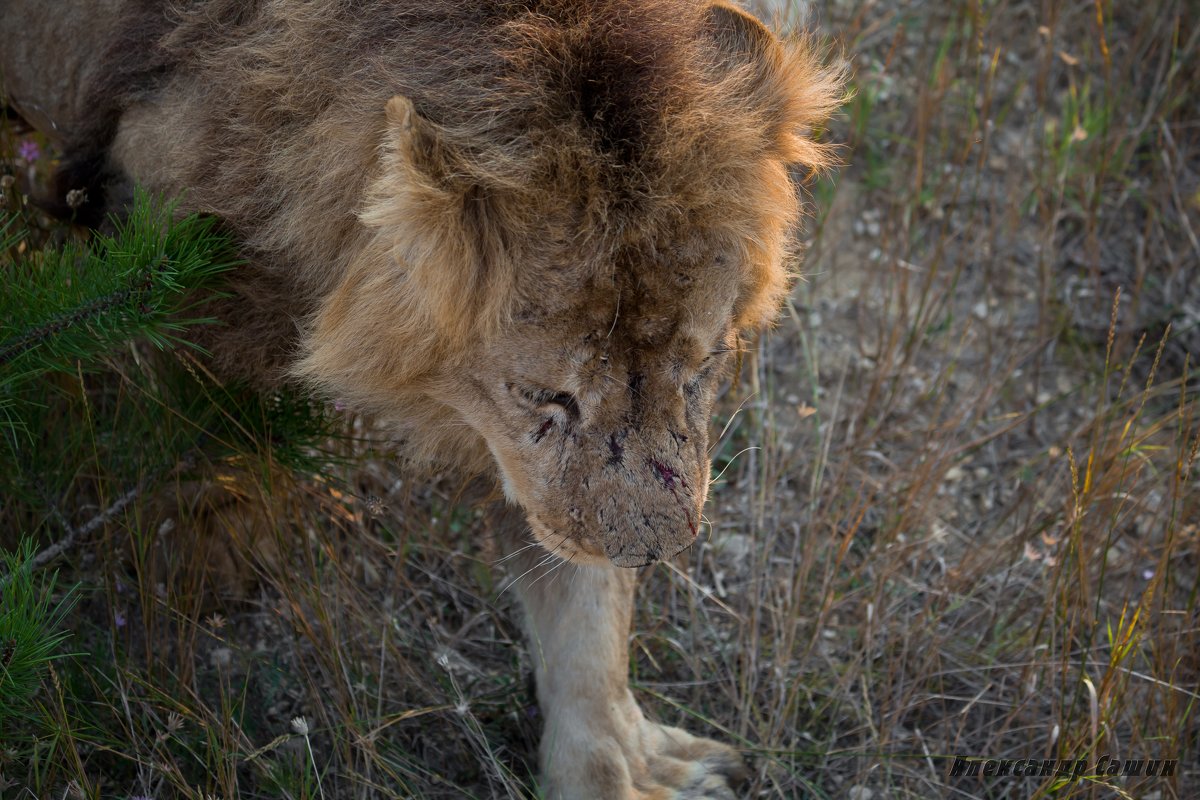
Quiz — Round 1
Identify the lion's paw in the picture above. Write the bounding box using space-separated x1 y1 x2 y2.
543 717 746 800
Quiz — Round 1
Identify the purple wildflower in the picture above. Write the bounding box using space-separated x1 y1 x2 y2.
114 610 127 628
17 139 40 163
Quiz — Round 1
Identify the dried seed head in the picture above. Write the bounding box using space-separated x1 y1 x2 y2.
365 495 386 517
290 716 309 736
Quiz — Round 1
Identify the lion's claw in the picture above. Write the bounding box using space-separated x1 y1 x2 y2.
542 716 746 800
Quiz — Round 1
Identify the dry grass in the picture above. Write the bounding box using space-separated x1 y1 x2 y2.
2 0 1197 798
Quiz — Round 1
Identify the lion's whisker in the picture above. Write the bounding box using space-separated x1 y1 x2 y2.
496 532 568 598
526 551 569 591
547 552 576 591
493 540 542 565
708 446 761 486
708 391 760 455
605 294 621 339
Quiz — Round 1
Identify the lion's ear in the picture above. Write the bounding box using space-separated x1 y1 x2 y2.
705 0 777 62
704 2 843 169
359 95 511 341
384 94 416 133
382 94 444 179
363 94 458 230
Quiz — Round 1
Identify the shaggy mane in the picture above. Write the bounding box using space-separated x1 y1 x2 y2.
56 0 843 444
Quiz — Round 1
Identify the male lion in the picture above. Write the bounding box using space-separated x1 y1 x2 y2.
1 1 841 796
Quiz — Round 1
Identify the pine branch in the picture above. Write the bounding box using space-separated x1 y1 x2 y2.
0 282 150 366
0 189 238 390
0 538 79 724
0 187 340 537
37 485 141 572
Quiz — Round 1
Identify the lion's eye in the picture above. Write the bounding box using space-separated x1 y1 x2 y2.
699 349 730 374
685 349 731 392
516 386 580 418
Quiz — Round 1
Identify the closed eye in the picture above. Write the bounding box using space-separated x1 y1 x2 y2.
683 350 731 392
699 348 733 372
518 386 580 418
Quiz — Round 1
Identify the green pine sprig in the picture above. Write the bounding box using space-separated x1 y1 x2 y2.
0 537 79 725
0 188 238 390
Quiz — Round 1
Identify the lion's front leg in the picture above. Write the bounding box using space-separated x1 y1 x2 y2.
514 556 746 800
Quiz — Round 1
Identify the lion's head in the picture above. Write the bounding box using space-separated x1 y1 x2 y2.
297 0 842 567
457 234 746 567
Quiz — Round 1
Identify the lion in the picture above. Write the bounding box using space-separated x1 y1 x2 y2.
1 1 841 796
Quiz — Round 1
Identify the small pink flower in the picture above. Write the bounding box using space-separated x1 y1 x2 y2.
17 139 40 163
334 399 346 411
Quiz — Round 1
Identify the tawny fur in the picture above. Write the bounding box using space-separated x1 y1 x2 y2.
2 1 842 796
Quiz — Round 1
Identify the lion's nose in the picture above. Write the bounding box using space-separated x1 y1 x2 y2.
603 468 701 568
